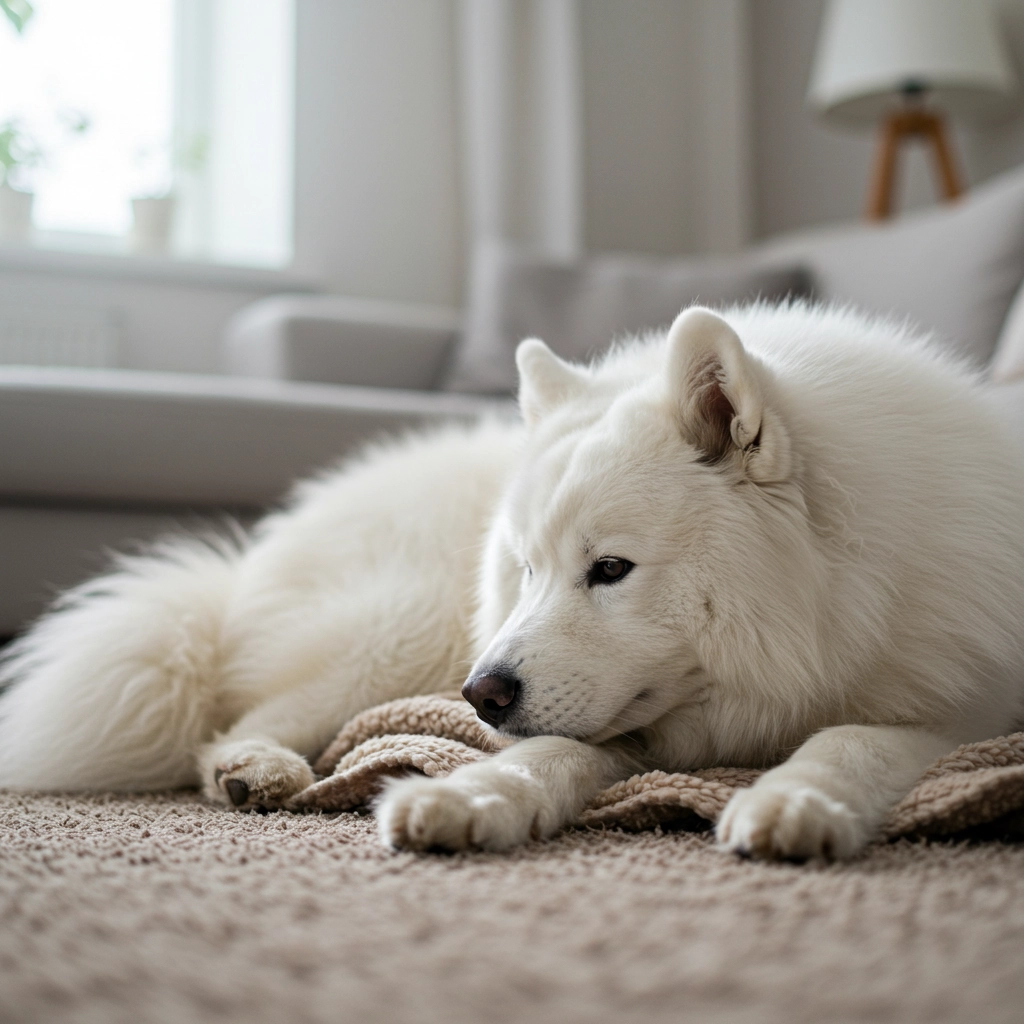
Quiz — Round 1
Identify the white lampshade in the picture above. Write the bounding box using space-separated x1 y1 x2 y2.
808 0 1018 122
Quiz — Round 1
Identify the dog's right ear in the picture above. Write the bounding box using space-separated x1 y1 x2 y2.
666 307 791 483
515 339 589 427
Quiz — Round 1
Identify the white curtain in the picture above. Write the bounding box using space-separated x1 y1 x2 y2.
457 0 583 260
456 0 751 262
688 0 753 254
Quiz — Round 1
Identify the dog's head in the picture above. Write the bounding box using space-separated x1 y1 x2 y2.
464 306 817 743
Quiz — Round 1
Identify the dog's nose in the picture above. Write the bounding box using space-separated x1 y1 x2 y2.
462 671 519 727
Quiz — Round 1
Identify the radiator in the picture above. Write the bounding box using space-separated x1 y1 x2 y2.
0 306 120 368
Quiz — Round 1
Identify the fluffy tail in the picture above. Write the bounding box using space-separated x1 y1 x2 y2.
0 532 242 791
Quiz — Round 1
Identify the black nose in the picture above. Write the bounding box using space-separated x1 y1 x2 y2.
462 671 519 727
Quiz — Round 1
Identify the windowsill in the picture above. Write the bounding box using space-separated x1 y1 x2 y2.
0 234 320 293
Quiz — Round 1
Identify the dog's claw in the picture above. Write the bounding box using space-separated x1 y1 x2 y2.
225 779 250 806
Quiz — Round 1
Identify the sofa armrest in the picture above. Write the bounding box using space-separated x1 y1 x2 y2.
224 295 462 390
0 366 509 508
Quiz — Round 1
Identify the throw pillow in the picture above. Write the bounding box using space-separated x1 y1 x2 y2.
755 163 1024 369
990 279 1024 383
446 242 813 394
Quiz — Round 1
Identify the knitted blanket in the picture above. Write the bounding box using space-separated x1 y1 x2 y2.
287 695 1024 841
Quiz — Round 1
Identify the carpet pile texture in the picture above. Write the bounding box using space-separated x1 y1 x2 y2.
2 790 1024 1024
3 789 1024 1022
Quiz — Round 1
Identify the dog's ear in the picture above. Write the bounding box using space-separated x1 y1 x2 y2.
665 307 790 483
516 339 589 427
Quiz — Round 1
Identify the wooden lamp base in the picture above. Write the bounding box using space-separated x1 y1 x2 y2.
866 108 964 220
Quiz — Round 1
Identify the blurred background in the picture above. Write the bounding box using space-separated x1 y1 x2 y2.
2 0 1024 373
4 0 1024 638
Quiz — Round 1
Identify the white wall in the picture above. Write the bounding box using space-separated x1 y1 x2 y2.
290 0 752 302
28 0 1016 372
580 0 751 255
0 259 291 372
579 0 700 255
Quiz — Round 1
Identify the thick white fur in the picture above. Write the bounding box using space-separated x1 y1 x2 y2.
2 303 1024 860
0 423 519 799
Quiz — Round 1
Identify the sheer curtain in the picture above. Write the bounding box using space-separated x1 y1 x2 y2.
456 0 751 265
457 0 582 261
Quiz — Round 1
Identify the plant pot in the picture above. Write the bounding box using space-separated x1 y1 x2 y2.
131 195 177 254
0 183 34 241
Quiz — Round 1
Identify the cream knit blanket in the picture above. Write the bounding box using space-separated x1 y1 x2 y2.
287 695 1024 841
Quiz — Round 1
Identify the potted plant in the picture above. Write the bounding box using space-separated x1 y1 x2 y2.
1 0 34 34
0 110 90 243
1 1 38 241
130 193 176 255
0 120 41 241
130 134 208 255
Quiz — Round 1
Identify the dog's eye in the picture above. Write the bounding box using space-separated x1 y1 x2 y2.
587 558 634 587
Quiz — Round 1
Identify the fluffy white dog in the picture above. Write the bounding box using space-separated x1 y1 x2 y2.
1 304 1023 860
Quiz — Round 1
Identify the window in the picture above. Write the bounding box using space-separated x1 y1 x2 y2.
0 0 294 268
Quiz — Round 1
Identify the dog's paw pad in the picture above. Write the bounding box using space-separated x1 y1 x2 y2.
716 783 864 861
199 738 314 810
224 778 250 807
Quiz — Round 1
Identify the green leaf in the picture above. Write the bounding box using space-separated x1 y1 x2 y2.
1 0 35 34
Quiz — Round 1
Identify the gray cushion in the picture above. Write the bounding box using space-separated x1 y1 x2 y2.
224 296 461 390
446 242 813 394
756 164 1024 368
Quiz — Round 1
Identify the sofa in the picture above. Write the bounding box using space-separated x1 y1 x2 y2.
4 163 1024 637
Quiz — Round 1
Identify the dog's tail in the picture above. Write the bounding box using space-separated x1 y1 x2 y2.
0 532 242 791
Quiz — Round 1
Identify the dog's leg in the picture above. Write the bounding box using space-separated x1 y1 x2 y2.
199 668 454 809
198 679 362 809
716 724 954 860
377 735 638 851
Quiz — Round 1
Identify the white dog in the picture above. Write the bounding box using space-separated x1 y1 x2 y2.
1 303 1023 860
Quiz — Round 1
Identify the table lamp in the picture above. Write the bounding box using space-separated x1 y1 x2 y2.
807 0 1018 219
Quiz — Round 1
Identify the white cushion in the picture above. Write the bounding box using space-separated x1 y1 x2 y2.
757 163 1024 369
990 280 1024 383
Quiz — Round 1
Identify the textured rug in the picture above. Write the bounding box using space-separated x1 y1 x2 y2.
2 790 1024 1024
291 696 1024 842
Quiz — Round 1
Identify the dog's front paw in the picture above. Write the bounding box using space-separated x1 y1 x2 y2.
377 765 556 852
199 737 315 810
716 782 865 860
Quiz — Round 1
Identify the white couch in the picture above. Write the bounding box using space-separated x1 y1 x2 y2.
4 163 1024 636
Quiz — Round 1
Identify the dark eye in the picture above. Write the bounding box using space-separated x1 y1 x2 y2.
587 558 634 587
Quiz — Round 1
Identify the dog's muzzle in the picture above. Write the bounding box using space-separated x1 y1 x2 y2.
462 671 519 727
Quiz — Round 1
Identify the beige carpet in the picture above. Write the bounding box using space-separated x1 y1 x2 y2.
2 792 1024 1024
